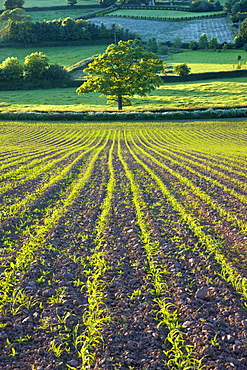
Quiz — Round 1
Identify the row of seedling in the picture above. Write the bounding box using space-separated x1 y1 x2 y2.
119 131 203 370
127 132 247 301
132 133 247 234
0 134 109 316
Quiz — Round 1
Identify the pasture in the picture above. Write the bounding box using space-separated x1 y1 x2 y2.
0 44 108 68
0 0 98 10
28 8 99 22
0 120 247 370
109 8 225 18
0 77 246 111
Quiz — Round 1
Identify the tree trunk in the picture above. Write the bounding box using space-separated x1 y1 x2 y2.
117 96 122 110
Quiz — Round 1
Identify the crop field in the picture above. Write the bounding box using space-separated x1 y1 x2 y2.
0 120 247 370
92 16 235 43
1 77 247 111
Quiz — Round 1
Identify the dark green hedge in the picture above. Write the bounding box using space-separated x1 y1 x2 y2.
161 69 247 82
1 107 247 121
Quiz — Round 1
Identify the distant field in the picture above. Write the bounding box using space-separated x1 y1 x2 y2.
92 16 235 43
0 47 244 72
0 44 108 68
0 0 98 9
0 77 246 111
110 8 225 18
29 8 97 22
167 49 247 72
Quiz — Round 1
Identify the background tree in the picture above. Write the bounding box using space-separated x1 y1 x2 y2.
77 40 163 110
3 0 24 9
239 17 247 39
0 56 23 80
24 52 49 80
172 36 182 52
198 33 208 49
67 0 77 5
0 8 29 23
208 36 219 50
174 63 191 76
190 0 215 11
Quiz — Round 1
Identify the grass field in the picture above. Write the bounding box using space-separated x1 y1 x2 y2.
0 120 247 370
0 47 244 72
166 49 247 72
0 77 246 111
28 8 98 22
110 8 225 18
0 0 98 10
0 44 108 68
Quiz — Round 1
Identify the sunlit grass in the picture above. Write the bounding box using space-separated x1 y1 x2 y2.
0 0 98 9
29 8 98 22
167 49 247 73
110 8 225 18
0 78 246 111
0 44 108 68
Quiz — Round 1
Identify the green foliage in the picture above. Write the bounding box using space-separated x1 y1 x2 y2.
77 40 164 110
189 40 199 50
0 16 134 44
239 17 247 40
66 0 77 5
0 8 29 23
3 0 24 9
208 36 219 50
24 52 49 80
174 63 191 76
198 33 208 49
0 52 70 88
190 0 219 11
0 56 23 80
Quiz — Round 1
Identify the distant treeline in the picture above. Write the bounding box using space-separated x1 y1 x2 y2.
0 17 134 44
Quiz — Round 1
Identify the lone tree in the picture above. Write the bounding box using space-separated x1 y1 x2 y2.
76 40 164 110
174 63 191 76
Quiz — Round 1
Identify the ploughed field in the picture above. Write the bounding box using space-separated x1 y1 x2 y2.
0 120 247 370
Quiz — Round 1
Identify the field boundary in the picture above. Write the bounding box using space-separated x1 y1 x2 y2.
2 107 247 121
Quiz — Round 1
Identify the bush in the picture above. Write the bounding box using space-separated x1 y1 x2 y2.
190 0 216 12
174 63 191 76
0 56 23 81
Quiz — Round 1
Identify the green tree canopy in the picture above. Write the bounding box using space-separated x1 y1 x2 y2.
0 56 23 80
24 52 49 80
239 17 247 39
76 40 164 110
0 8 29 23
174 63 191 76
198 33 208 49
3 0 24 9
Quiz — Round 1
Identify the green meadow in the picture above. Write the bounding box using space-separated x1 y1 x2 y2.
0 47 244 72
0 45 108 68
165 49 247 72
110 8 225 18
0 0 98 9
0 77 246 111
28 8 98 22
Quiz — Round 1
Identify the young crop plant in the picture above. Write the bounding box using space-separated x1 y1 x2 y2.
73 132 116 370
117 131 203 370
127 131 247 301
132 132 247 235
0 133 110 314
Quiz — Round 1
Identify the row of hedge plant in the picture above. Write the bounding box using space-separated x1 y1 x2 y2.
106 12 226 21
1 107 247 121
